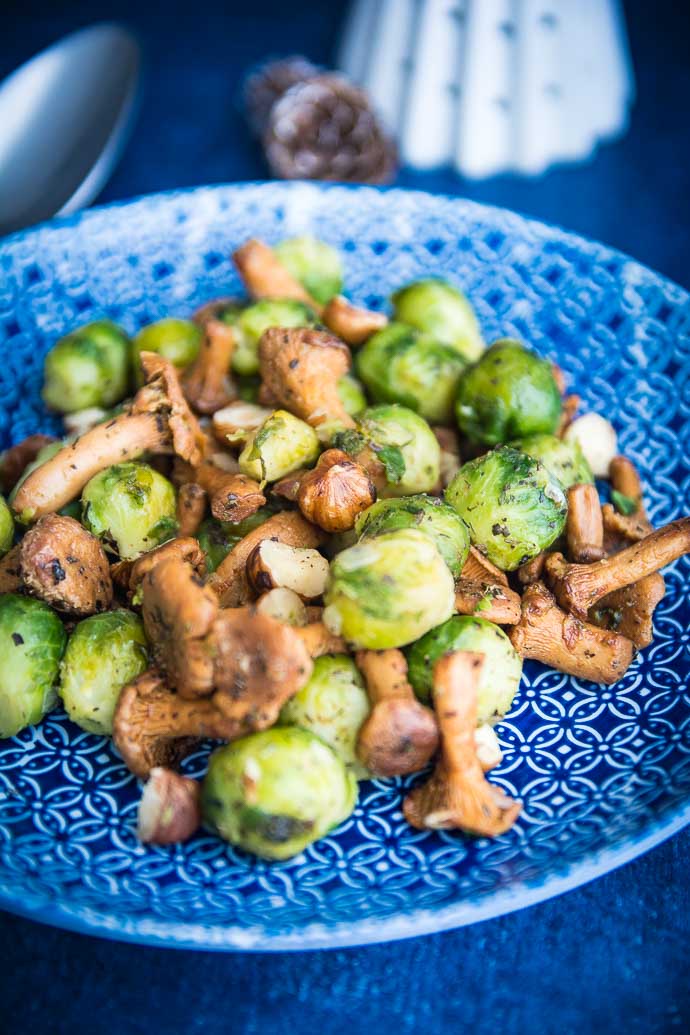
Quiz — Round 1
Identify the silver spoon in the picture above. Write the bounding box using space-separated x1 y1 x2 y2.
0 23 140 237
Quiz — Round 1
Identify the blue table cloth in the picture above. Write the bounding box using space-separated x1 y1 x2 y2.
1 1 689 1031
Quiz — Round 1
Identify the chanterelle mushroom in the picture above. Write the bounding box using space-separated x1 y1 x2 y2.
453 578 521 625
566 483 604 563
460 546 509 587
545 517 690 619
233 238 323 314
111 536 206 604
182 318 236 414
258 327 355 433
0 545 22 593
403 651 521 837
0 433 56 494
175 458 266 523
12 353 205 521
588 573 666 649
176 482 207 538
321 295 387 346
508 581 635 684
142 553 220 697
19 514 113 615
208 510 326 607
355 649 439 777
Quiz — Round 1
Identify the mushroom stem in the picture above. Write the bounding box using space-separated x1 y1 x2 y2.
208 511 326 607
589 573 666 649
113 669 224 779
557 394 580 437
111 537 206 602
609 456 645 510
182 318 236 414
403 652 521 836
453 578 521 624
508 582 635 684
460 547 509 587
566 483 604 563
258 327 355 433
355 649 439 777
176 482 207 538
179 460 266 523
545 517 690 619
293 621 347 657
12 412 165 521
233 238 323 315
321 295 387 346
517 552 549 586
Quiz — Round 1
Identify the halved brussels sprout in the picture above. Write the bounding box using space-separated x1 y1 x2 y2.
355 494 470 577
337 374 367 417
356 404 441 497
82 462 177 561
274 236 344 305
445 446 567 570
202 727 357 860
197 507 277 573
59 610 148 735
279 654 371 778
238 410 320 486
226 299 318 375
133 318 201 374
0 495 14 557
455 339 562 445
391 278 484 362
0 594 66 738
406 615 522 721
323 528 455 649
42 320 131 413
510 433 594 489
356 322 467 424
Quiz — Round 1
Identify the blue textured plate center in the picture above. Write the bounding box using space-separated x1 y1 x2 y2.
1 183 689 950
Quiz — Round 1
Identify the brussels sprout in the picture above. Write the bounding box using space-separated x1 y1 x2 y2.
406 615 522 720
42 320 131 413
445 446 567 570
356 323 467 424
274 236 344 305
202 727 357 860
279 655 371 778
197 507 277 573
236 375 261 403
226 299 318 376
455 340 562 445
337 374 367 417
355 494 470 577
391 278 484 362
0 495 14 557
133 318 201 374
323 528 455 649
510 433 594 489
82 462 177 561
0 594 66 738
59 610 148 735
354 404 441 497
238 410 320 486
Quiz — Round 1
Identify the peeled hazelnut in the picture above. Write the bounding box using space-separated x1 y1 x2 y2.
297 449 376 533
137 767 202 845
246 540 329 600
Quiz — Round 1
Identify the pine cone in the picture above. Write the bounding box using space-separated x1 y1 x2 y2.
264 75 397 185
244 56 322 136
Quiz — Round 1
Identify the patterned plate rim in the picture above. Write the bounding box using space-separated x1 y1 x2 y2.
1 181 689 952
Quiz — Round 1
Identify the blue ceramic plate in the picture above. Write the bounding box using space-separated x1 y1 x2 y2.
1 183 689 951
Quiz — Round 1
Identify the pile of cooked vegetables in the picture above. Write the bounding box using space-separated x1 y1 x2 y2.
1 234 688 861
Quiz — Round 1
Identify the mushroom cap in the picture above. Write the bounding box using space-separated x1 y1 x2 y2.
258 327 353 428
136 352 207 466
19 514 113 615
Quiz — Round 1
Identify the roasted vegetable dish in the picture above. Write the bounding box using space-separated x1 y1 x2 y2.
1 234 688 860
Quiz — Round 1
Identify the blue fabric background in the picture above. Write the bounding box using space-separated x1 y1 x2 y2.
1 1 689 1031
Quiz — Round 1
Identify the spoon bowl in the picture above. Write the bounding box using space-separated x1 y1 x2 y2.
0 23 140 236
